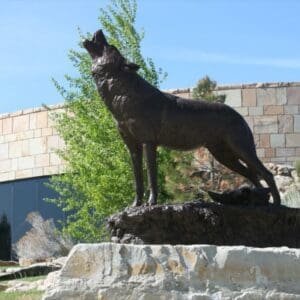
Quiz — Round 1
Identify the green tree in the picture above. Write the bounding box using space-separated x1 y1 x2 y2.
192 75 225 103
49 0 168 242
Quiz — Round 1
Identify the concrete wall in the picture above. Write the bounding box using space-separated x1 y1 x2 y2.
173 82 300 165
0 105 65 183
0 81 299 183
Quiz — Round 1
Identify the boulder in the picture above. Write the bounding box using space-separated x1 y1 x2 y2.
108 201 300 247
43 243 300 299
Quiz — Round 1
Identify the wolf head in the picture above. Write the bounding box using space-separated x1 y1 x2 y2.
83 30 140 75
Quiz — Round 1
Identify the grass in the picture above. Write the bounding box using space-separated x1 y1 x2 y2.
0 290 43 300
0 275 46 300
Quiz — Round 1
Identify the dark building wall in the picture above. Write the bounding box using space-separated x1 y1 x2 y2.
0 176 64 244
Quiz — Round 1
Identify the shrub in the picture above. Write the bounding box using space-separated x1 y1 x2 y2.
14 212 73 261
0 214 11 260
295 160 300 177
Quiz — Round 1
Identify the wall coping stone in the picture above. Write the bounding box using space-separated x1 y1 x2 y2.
0 103 64 120
167 81 300 94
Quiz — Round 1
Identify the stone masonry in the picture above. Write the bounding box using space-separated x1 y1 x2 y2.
173 82 300 165
0 82 299 183
0 105 65 182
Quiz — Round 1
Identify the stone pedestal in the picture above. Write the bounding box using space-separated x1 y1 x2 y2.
43 243 300 299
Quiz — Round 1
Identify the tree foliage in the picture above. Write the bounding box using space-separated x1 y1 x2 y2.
49 0 168 242
192 75 226 103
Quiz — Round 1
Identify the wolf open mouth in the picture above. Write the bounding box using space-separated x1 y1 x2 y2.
83 30 108 58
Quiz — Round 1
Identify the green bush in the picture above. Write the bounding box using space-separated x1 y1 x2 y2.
295 160 300 177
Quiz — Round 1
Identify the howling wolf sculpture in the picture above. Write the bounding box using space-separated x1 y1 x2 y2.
83 30 281 207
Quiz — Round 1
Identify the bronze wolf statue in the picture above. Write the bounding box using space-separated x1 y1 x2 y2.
83 30 281 207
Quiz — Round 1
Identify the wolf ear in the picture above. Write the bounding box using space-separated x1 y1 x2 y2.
123 61 140 72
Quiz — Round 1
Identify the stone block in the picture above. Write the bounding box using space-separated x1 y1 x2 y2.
13 114 29 133
287 156 300 163
249 106 263 116
242 88 256 106
276 148 295 157
258 134 270 148
0 160 11 172
28 137 47 155
29 113 36 129
11 159 18 171
47 135 60 150
35 154 50 167
294 115 300 132
42 128 53 136
256 148 265 157
287 86 300 104
284 105 298 114
222 89 242 107
296 147 300 156
43 165 59 175
286 134 300 147
253 116 278 134
265 148 275 158
244 117 254 131
36 111 48 128
50 153 61 165
9 141 23 158
4 133 17 143
271 157 286 163
253 134 259 146
270 134 285 147
15 169 33 179
234 107 248 116
278 115 293 133
257 87 287 106
0 171 15 182
16 130 34 141
32 167 44 177
264 105 284 115
21 140 30 156
0 143 9 160
18 156 35 169
34 129 42 138
2 118 12 134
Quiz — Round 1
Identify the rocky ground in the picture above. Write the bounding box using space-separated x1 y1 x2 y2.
0 257 66 295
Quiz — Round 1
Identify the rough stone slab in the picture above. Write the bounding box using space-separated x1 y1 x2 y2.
270 133 285 147
257 87 287 106
107 202 300 248
254 116 278 131
220 89 242 107
287 87 300 104
43 243 300 300
242 88 257 106
294 115 300 132
286 134 300 147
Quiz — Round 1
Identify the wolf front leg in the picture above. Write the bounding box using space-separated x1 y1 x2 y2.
145 143 158 205
128 143 144 207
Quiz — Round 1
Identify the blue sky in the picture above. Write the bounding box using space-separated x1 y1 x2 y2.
1 0 300 114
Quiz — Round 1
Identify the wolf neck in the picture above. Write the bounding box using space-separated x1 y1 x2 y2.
94 71 160 115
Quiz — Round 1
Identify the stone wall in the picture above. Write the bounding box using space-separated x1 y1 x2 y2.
0 105 65 183
173 82 300 165
0 82 299 183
